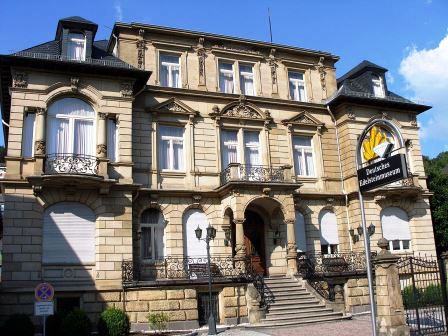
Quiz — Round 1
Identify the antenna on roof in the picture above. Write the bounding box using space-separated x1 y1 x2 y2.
268 8 273 43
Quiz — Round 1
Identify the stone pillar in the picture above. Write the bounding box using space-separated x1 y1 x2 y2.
373 238 410 336
282 164 293 182
96 112 108 178
234 218 246 272
285 219 298 275
33 107 46 174
246 283 265 324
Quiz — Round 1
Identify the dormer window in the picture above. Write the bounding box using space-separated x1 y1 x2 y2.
372 74 385 98
67 33 86 61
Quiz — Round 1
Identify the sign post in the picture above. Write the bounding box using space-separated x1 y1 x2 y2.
355 120 409 336
34 283 54 336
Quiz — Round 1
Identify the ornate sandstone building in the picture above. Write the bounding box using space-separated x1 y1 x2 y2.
0 16 436 330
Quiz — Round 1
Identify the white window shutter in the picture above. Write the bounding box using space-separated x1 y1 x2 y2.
184 209 208 257
22 113 36 158
43 202 95 264
320 210 339 245
295 211 307 252
381 207 411 240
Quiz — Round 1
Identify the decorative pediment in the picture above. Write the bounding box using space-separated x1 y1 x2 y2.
150 98 198 116
282 111 324 127
211 95 270 121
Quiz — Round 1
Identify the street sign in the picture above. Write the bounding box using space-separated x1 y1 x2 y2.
35 301 54 316
35 283 54 302
357 154 408 193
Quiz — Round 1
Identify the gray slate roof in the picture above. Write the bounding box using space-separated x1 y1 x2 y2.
59 16 97 25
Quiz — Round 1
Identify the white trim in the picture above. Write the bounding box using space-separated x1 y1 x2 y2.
159 53 181 88
288 70 307 102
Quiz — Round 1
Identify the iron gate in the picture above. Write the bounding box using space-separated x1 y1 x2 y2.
398 255 448 335
198 292 219 326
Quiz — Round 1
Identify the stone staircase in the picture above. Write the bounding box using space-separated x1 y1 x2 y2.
249 276 351 328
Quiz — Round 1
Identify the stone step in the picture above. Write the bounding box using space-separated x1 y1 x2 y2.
265 282 302 289
264 310 342 321
269 298 321 307
270 295 316 302
265 285 305 292
247 314 351 328
269 290 309 298
267 306 333 316
268 302 327 312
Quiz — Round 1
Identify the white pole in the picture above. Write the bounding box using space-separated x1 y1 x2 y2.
358 190 377 336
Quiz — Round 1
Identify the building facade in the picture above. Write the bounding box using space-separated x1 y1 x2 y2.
0 16 436 329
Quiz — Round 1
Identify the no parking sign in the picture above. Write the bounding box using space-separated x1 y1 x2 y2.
35 283 54 302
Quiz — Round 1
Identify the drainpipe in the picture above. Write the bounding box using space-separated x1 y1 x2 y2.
326 105 353 251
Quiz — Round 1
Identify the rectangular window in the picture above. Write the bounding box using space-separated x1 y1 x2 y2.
159 125 185 171
244 131 261 166
221 130 239 168
239 63 255 96
219 62 234 94
289 71 307 102
160 54 181 88
107 118 118 162
293 136 315 177
67 33 86 61
22 112 36 158
321 244 338 255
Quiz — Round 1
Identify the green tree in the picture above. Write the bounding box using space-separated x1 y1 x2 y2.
424 152 448 254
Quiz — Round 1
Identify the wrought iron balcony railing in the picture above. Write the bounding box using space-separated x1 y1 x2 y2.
45 153 99 176
297 251 374 277
220 164 293 185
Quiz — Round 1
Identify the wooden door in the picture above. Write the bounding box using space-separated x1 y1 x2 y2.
244 210 266 275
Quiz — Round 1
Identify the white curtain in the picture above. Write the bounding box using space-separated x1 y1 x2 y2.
319 210 339 245
240 64 254 95
221 130 238 168
22 113 35 158
160 55 180 88
293 136 314 176
47 98 95 156
173 139 184 170
289 72 306 101
184 209 208 257
107 119 118 162
381 207 411 240
219 63 234 93
295 211 307 252
67 33 85 61
244 131 261 166
140 209 165 260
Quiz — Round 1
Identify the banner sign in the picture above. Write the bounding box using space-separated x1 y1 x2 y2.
357 154 408 192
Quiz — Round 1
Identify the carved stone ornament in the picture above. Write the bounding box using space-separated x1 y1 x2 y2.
287 243 298 254
136 29 147 70
164 102 188 113
70 77 80 91
120 82 133 97
34 140 46 155
192 194 202 204
13 72 28 88
222 95 262 119
96 144 107 156
36 107 46 116
409 114 418 127
98 112 108 120
346 107 355 120
197 37 207 85
267 48 278 85
315 56 327 91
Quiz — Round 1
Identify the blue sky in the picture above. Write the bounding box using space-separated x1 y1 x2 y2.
0 0 447 157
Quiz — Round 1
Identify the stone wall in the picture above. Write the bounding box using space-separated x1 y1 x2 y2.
345 277 370 314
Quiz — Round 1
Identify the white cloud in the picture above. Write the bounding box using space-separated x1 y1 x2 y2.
386 72 395 85
399 35 448 142
115 1 123 21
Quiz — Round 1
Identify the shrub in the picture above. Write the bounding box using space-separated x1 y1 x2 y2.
422 284 444 306
46 311 65 336
2 314 35 336
60 309 91 336
98 307 130 336
402 285 421 308
147 312 169 333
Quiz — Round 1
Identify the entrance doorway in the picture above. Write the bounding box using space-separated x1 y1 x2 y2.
244 210 266 275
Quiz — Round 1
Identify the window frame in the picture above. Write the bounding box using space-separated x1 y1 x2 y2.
107 117 119 162
159 53 182 88
292 135 316 177
239 62 256 96
220 128 263 168
139 209 165 262
218 60 235 94
158 124 186 172
22 111 36 158
288 70 307 102
67 32 86 61
217 58 257 96
372 74 385 98
389 239 411 252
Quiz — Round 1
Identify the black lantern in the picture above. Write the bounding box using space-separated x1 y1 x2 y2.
357 225 363 236
207 225 216 240
368 223 375 236
349 228 355 237
195 226 203 240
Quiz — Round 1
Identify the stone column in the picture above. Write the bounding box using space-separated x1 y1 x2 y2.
96 112 108 178
373 238 410 336
234 218 246 272
33 107 46 174
285 219 298 275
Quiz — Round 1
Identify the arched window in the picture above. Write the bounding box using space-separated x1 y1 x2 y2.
381 207 411 252
319 210 339 254
140 209 165 260
47 98 95 156
43 202 95 264
184 209 208 257
295 211 307 253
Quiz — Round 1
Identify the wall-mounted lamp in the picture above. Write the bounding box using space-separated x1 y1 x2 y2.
367 223 375 236
351 223 376 243
273 229 281 245
223 225 232 246
349 228 360 243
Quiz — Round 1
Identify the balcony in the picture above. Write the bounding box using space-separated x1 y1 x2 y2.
45 153 99 175
219 163 296 186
